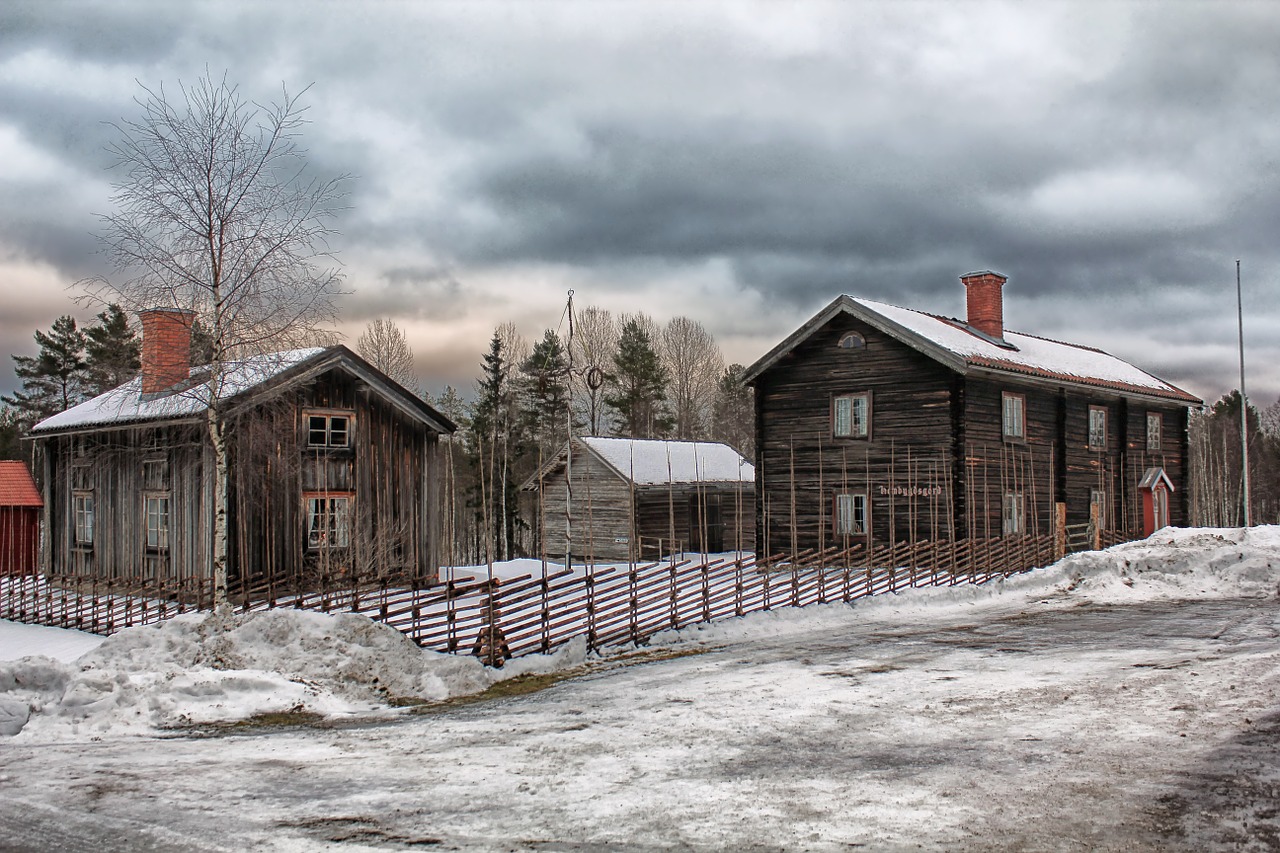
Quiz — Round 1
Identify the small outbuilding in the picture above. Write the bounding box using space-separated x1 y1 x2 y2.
523 437 755 563
0 461 42 576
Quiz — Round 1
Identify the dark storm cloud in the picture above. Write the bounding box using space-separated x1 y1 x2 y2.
2 2 1279 403
341 266 467 323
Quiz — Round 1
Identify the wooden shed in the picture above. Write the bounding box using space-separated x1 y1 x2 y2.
523 437 755 563
0 461 42 576
745 271 1201 556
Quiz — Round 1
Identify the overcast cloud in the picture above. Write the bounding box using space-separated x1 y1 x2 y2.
1 1 1278 405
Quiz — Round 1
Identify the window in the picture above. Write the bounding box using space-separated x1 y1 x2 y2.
1090 488 1107 530
144 494 170 550
833 392 871 439
1146 413 1162 452
1002 492 1024 536
834 493 868 537
1002 392 1025 441
307 412 352 448
837 331 866 350
306 494 352 549
1088 406 1107 450
74 493 94 545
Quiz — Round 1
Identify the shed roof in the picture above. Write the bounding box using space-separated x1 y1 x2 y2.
744 295 1200 405
582 438 754 486
522 437 754 491
31 346 455 435
0 461 42 507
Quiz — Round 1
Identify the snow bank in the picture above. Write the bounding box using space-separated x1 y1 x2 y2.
653 526 1280 645
0 619 105 662
0 608 584 740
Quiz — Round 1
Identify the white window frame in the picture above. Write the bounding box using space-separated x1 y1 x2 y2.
1002 392 1025 441
1090 487 1107 530
834 492 868 537
306 494 352 549
1146 412 1162 452
833 392 871 439
73 492 94 546
1002 491 1024 536
1088 406 1107 451
306 411 353 448
144 493 170 551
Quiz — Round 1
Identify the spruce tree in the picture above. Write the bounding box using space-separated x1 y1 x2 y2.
711 363 754 457
2 315 88 428
0 406 24 462
84 304 141 395
604 318 672 438
468 332 525 561
519 329 574 459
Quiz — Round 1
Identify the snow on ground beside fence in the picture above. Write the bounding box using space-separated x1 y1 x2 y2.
0 620 104 663
0 608 587 739
2 527 1277 740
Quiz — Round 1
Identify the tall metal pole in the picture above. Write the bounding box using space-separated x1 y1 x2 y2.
1237 260 1252 526
565 290 574 565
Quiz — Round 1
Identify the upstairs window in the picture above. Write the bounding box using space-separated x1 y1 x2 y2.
1002 392 1025 441
1146 412 1162 451
74 493 95 545
306 494 352 549
1088 406 1107 451
307 412 352 448
837 332 866 350
834 492 868 537
833 392 871 439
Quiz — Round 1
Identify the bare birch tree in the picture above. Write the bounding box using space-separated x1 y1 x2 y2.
82 72 347 608
571 305 618 435
661 316 723 440
357 317 418 393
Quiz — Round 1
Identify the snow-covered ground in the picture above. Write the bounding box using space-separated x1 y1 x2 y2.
1 527 1279 850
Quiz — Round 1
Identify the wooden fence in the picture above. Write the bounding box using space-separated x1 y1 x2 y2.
0 533 1069 666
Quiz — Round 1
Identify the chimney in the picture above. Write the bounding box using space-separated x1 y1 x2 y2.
139 308 195 395
961 270 1008 340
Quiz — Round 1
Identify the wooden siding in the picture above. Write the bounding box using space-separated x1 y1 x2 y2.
754 313 956 554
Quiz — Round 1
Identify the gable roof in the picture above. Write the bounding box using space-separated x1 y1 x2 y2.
744 295 1200 405
0 461 42 507
523 437 754 491
1138 467 1175 492
31 345 455 436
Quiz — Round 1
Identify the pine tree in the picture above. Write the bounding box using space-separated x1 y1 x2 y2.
468 332 526 561
0 406 24 462
519 329 574 459
84 304 141 395
604 318 671 438
711 364 754 457
2 315 88 428
189 317 215 366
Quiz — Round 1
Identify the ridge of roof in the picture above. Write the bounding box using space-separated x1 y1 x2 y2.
745 293 1200 405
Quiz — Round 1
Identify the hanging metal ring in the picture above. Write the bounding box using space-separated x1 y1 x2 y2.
586 366 605 391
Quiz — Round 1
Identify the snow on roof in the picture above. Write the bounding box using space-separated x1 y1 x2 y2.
854 297 1194 399
31 348 326 433
0 461 41 507
581 437 754 486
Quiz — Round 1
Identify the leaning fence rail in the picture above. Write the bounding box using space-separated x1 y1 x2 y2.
4 533 1070 665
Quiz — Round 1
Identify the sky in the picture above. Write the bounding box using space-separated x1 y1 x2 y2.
1 1 1278 406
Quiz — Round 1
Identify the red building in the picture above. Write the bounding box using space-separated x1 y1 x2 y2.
0 461 42 576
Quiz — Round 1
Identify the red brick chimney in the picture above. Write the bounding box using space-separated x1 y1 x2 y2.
961 271 1008 340
139 308 195 395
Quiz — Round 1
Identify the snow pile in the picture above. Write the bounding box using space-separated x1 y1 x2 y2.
657 526 1280 645
0 608 583 740
0 619 104 663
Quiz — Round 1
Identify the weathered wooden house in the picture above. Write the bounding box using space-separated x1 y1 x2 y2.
523 437 755 562
744 272 1200 556
0 461 42 576
29 308 455 591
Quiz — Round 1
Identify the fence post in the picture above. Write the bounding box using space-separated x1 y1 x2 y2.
1054 503 1067 561
1090 503 1102 551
